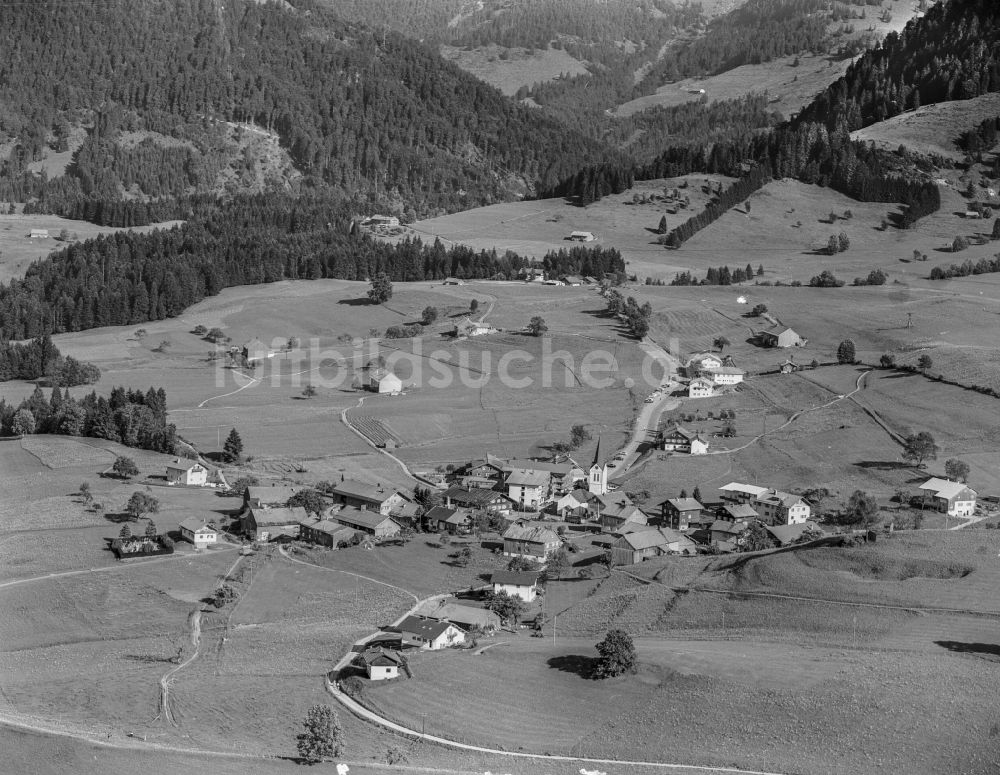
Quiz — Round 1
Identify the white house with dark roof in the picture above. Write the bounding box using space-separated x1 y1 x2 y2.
918 478 978 517
359 647 405 680
179 518 217 548
703 366 745 386
688 377 715 398
490 570 541 602
397 616 465 650
166 459 208 486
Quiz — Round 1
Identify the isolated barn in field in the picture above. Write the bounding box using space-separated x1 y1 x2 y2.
758 327 806 348
567 231 596 242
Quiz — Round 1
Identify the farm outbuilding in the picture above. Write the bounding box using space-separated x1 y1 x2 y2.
609 527 695 565
28 229 49 239
397 616 466 650
758 327 806 348
369 370 403 394
332 506 403 538
568 231 596 242
359 647 405 680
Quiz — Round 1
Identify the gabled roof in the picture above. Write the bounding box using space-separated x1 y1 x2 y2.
505 468 550 487
503 458 581 476
720 483 768 497
331 479 400 505
391 501 423 518
704 366 745 376
443 486 508 506
246 485 303 505
360 647 404 667
919 478 977 500
662 425 707 443
502 525 560 544
756 489 806 508
490 570 539 587
664 497 703 512
423 603 501 628
334 506 399 530
300 518 356 539
722 504 759 520
179 517 214 533
248 506 309 527
710 519 749 534
616 527 695 551
687 352 722 365
426 505 472 525
764 523 812 546
397 616 456 640
167 458 203 472
689 377 714 387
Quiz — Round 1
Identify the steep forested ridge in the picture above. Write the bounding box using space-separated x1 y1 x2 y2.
0 0 613 216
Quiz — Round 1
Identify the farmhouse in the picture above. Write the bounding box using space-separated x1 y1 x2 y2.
764 522 815 547
442 276 465 285
298 518 356 548
359 647 405 680
505 468 551 509
166 458 208 486
242 337 269 363
329 479 406 515
454 317 494 337
758 327 806 348
504 457 584 495
448 457 507 489
363 214 400 228
442 486 513 516
554 488 595 519
609 527 696 565
688 377 715 398
243 484 303 509
390 500 423 527
754 489 811 525
660 497 704 530
594 491 646 531
333 506 403 538
660 424 709 455
703 366 745 386
28 228 49 239
560 275 584 286
710 519 750 545
502 524 560 560
368 369 403 394
423 602 501 633
720 503 759 522
490 570 540 602
241 506 307 541
568 231 596 242
425 505 474 534
686 353 723 374
918 478 978 517
178 518 217 548
397 616 466 650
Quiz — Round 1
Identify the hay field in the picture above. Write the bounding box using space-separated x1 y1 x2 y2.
0 214 183 283
851 92 1000 160
440 45 589 96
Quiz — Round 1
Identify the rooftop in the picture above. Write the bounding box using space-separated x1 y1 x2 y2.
333 506 398 530
330 479 400 504
664 497 703 512
397 616 455 640
247 506 309 527
179 517 214 533
490 570 540 587
919 477 976 500
505 468 550 487
502 525 560 544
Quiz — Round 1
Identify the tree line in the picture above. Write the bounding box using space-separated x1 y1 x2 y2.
0 335 100 384
1 385 176 453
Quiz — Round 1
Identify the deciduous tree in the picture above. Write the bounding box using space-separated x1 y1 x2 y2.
593 629 637 678
125 491 159 521
296 704 342 763
843 490 879 527
527 316 548 337
902 431 938 468
836 340 856 364
944 458 970 483
112 455 139 479
367 273 393 304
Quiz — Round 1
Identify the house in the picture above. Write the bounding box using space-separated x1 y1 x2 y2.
363 214 400 228
442 486 513 516
560 275 584 286
660 424 709 455
425 505 474 534
390 500 423 528
588 437 609 496
703 366 745 386
442 277 465 285
554 488 595 519
758 327 806 348
298 518 356 548
359 647 405 680
329 479 406 515
397 616 466 650
28 228 49 239
719 483 768 504
333 506 403 538
719 503 759 522
368 370 403 394
447 456 507 489
710 519 750 545
764 522 815 547
179 518 217 548
568 231 597 242
422 602 502 633
688 377 715 398
964 210 982 219
754 489 811 525
505 468 551 509
503 457 584 495
595 491 647 532
166 459 208 486
686 353 723 374
609 527 697 565
241 506 308 541
243 484 303 510
918 478 978 517
242 337 269 364
502 525 560 561
454 317 493 337
660 497 703 531
490 570 540 602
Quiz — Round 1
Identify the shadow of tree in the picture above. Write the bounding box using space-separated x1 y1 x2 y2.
935 640 1000 661
547 654 599 679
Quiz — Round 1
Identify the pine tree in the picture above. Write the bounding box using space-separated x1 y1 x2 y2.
223 428 244 463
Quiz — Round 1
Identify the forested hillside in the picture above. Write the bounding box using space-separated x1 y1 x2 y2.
0 0 612 220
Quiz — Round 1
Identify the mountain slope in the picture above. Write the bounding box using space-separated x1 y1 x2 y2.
0 0 613 219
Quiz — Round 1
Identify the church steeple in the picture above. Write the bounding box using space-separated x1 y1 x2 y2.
588 436 608 495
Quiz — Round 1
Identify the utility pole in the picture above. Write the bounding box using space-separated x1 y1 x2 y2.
907 312 913 329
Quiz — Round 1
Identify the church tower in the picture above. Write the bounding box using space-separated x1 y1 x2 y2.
588 436 608 496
